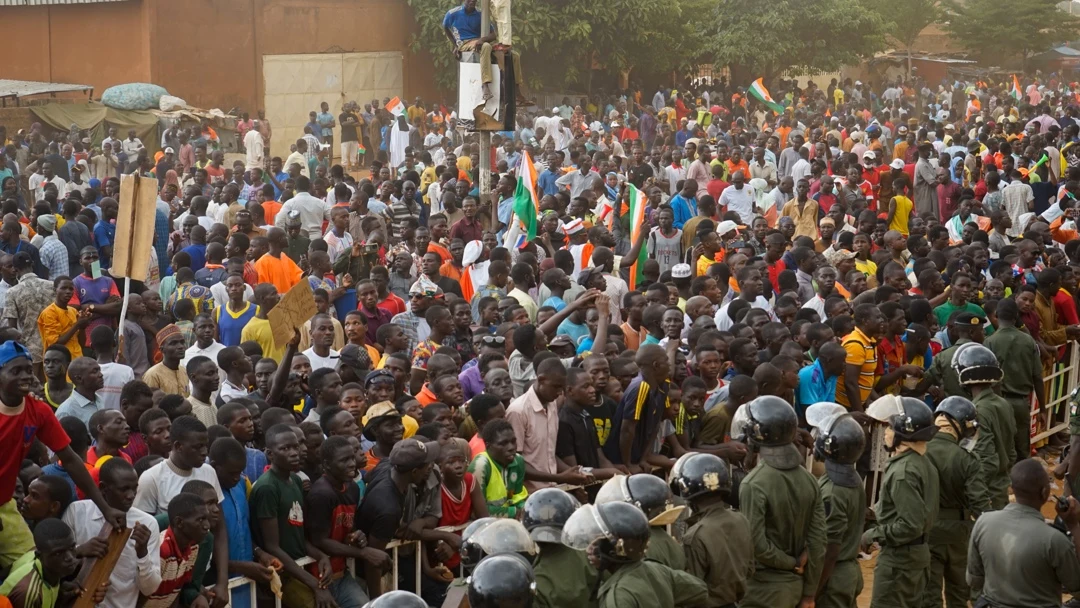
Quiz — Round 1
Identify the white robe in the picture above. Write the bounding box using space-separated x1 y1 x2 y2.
390 123 412 168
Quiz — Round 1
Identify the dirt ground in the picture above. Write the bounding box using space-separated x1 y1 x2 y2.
855 451 1066 608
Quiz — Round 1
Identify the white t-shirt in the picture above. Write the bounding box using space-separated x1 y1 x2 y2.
713 296 775 331
719 184 757 224
99 362 135 411
303 347 340 371
133 459 225 515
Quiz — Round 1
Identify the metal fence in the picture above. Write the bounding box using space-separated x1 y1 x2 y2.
1031 342 1079 444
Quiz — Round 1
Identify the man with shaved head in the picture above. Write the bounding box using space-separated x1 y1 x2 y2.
968 458 1080 607
254 227 302 294
55 357 105 429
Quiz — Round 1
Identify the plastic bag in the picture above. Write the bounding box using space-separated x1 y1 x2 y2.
158 95 187 112
101 83 169 111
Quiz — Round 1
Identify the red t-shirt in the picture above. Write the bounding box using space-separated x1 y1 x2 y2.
86 447 134 467
377 293 406 317
707 179 730 202
439 473 475 569
1 395 70 503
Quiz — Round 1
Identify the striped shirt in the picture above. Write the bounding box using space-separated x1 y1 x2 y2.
836 327 877 409
603 377 671 465
144 527 199 608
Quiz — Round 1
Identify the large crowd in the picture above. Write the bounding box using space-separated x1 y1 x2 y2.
6 7 1080 607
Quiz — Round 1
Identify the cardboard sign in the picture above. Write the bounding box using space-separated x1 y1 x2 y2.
268 279 318 348
112 173 157 281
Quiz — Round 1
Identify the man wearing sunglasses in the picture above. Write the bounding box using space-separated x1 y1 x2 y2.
392 276 441 355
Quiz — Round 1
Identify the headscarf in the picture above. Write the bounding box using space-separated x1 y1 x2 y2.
161 169 180 194
409 275 439 297
462 240 484 267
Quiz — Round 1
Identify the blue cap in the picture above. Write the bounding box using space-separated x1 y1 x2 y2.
0 341 31 367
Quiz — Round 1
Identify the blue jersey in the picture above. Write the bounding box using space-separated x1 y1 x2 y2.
442 4 483 46
215 302 259 346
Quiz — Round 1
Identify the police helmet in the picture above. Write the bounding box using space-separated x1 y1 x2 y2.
951 342 1003 385
867 395 936 445
362 591 428 608
522 488 580 543
816 414 866 464
466 518 538 563
670 453 732 500
467 553 537 608
935 396 979 439
731 395 798 446
562 501 650 562
460 517 498 569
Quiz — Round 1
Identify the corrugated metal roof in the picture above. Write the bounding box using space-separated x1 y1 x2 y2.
0 0 129 5
0 79 92 98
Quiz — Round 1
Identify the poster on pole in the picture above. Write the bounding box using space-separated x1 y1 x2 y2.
113 173 156 281
457 59 500 132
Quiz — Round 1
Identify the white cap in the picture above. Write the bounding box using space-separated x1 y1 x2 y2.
552 107 560 114
164 147 175 154
716 220 739 236
855 80 863 86
862 150 876 159
890 158 905 170
945 123 955 130
671 263 692 279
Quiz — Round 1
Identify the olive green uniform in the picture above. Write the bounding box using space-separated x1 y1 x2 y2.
534 542 598 608
921 432 990 608
923 338 971 401
646 526 686 571
816 464 866 608
984 325 1041 462
971 389 1016 509
863 447 939 608
683 501 754 607
739 456 827 608
597 558 708 608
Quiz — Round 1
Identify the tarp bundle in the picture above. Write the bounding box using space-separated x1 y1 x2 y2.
30 102 160 156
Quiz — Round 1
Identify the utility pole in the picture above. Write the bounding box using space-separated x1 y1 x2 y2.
479 0 492 211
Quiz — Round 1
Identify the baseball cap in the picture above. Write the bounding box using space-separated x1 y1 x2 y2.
364 369 395 389
825 248 857 266
671 263 692 279
890 158 906 170
715 221 739 238
862 150 876 160
164 147 175 154
944 124 955 131
577 266 603 288
12 252 32 271
338 344 370 375
390 438 441 470
362 401 401 427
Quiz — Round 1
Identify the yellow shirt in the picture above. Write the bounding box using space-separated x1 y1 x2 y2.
888 195 913 236
833 88 845 106
457 156 473 173
855 258 878 288
38 302 82 358
142 363 191 398
240 317 286 363
836 327 876 409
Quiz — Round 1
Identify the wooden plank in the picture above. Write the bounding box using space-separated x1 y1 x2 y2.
112 173 156 281
73 525 133 608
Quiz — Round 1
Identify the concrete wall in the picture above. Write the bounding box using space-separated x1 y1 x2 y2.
146 0 439 113
1 2 151 92
0 0 438 114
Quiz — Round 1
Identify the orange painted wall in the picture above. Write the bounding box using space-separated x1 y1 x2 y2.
0 3 150 93
148 0 439 113
0 0 437 113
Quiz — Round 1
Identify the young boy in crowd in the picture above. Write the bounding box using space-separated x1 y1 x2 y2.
468 419 527 518
145 491 212 608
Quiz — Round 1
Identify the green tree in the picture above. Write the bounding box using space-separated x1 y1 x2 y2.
406 0 705 92
698 0 886 83
943 0 1080 69
870 0 940 76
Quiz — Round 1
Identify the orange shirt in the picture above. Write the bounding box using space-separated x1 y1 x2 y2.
38 302 83 358
262 200 283 225
726 160 750 179
426 242 452 264
255 252 302 294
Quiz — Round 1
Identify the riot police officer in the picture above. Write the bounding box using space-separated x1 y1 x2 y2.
863 395 940 608
732 395 826 608
596 473 686 570
670 452 753 607
805 403 867 608
468 553 538 608
523 488 598 608
953 342 1016 509
922 395 991 608
562 501 707 608
362 590 427 607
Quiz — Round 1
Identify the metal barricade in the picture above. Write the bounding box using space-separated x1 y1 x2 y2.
1031 341 1080 444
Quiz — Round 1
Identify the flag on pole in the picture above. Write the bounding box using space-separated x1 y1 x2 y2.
385 96 406 117
748 78 785 114
1011 75 1023 101
502 150 539 250
627 184 649 290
